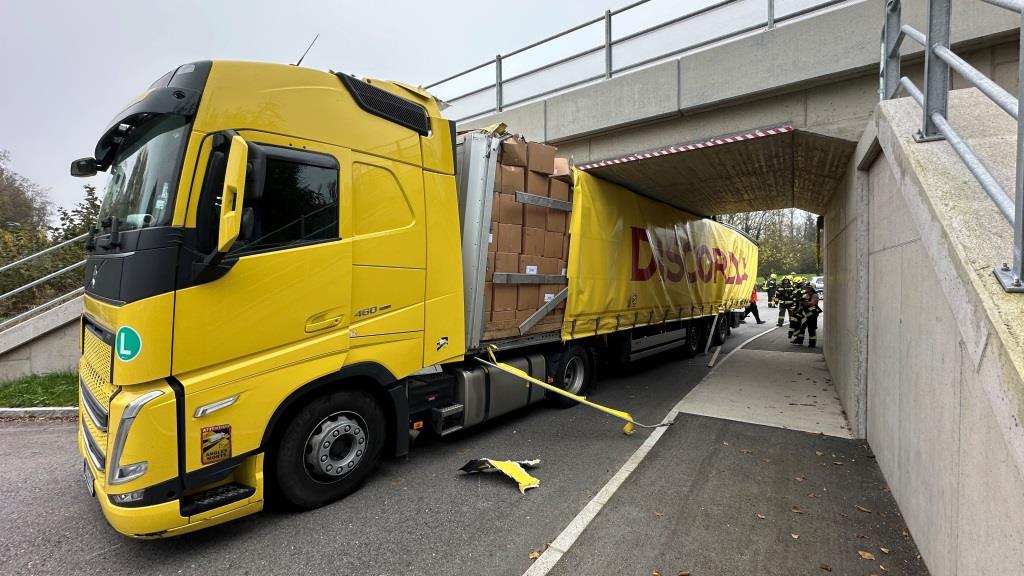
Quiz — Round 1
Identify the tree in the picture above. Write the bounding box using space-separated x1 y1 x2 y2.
0 150 50 231
719 208 820 279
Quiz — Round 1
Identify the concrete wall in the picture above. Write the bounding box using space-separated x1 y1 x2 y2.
825 90 1024 575
0 297 81 382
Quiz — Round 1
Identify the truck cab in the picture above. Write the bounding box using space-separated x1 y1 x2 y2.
75 60 466 537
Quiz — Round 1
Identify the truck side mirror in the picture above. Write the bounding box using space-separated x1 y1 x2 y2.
217 135 249 253
70 157 98 177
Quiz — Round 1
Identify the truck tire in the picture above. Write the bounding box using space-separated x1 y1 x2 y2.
547 345 592 408
272 389 385 510
682 320 703 358
711 314 729 346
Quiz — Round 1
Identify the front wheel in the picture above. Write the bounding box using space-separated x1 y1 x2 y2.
547 345 592 408
272 389 385 510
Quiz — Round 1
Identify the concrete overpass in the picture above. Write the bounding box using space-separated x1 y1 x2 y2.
451 1 1024 574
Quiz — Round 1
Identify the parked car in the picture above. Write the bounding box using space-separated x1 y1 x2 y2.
811 275 824 298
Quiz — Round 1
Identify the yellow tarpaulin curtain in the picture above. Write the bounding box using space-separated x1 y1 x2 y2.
563 170 758 340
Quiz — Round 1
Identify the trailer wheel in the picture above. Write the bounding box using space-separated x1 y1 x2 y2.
682 321 703 358
272 389 384 510
547 345 592 408
711 314 729 346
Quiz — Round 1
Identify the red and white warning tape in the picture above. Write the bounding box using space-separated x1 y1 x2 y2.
577 125 794 170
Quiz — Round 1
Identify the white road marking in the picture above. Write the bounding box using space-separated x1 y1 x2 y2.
522 325 777 576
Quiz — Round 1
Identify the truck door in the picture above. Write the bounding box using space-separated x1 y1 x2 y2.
173 131 351 447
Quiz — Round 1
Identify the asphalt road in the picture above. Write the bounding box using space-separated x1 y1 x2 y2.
0 322 760 576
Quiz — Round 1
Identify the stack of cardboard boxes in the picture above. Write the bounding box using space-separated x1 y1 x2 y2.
484 136 573 338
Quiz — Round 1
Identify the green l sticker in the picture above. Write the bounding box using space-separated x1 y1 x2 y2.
116 326 142 362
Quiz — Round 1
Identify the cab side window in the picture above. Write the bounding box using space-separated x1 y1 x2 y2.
231 146 339 256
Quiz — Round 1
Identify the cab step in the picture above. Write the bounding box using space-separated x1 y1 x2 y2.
432 403 464 436
180 482 255 517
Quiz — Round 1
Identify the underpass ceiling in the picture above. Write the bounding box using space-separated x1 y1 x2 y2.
578 126 856 216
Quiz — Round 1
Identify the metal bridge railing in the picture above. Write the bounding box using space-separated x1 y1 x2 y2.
0 232 87 331
425 0 852 123
881 0 1024 293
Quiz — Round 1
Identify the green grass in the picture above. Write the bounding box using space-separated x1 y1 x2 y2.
0 371 78 407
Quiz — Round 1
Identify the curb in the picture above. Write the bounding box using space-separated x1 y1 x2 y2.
0 406 77 419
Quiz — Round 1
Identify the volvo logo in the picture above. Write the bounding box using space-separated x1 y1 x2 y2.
90 267 99 288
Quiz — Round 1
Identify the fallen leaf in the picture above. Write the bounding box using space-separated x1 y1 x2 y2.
791 533 800 539
652 571 662 576
756 513 766 520
820 563 833 572
794 476 806 482
739 448 752 454
856 533 867 539
791 506 803 514
678 572 691 576
528 551 541 560
856 505 873 514
858 550 877 561
722 442 730 446
901 529 910 537
880 547 890 554
654 512 665 517
880 565 889 572
808 493 819 498
832 461 844 466
815 451 825 457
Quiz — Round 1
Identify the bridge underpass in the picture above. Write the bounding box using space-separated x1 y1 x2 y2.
446 2 1024 574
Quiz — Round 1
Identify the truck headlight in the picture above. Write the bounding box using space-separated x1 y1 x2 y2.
108 390 163 486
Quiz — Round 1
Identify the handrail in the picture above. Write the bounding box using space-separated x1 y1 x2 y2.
0 232 87 274
0 260 86 303
0 288 83 332
425 0 854 122
881 0 1024 292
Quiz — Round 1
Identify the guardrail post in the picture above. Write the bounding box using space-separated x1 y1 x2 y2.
996 12 1024 292
767 0 775 30
882 0 902 100
605 9 613 78
495 55 503 112
916 0 950 141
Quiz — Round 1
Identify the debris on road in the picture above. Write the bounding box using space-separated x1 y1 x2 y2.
460 458 541 493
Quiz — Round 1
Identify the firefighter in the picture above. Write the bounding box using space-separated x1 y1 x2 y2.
763 273 778 308
791 284 821 347
788 291 804 339
776 276 793 327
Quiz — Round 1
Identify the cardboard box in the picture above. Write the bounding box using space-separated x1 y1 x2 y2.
523 203 546 228
516 308 538 321
497 193 522 225
526 171 548 197
544 231 563 259
519 254 542 275
491 310 515 322
491 192 499 222
484 281 493 315
559 259 568 276
494 252 519 273
501 137 528 167
527 142 556 174
493 285 517 311
541 284 566 310
562 235 570 260
546 210 565 233
539 257 559 275
551 157 572 182
488 222 494 248
549 178 570 202
495 223 522 254
523 227 545 256
517 285 539 310
486 252 495 282
499 165 525 195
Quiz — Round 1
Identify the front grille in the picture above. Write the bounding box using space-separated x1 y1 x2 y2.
82 418 106 471
82 326 116 405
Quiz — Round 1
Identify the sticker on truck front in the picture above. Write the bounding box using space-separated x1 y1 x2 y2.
115 326 142 362
201 424 232 465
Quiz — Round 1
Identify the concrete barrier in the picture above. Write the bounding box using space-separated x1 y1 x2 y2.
0 297 81 382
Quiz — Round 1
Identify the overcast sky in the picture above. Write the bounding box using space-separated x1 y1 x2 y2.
1 0 830 214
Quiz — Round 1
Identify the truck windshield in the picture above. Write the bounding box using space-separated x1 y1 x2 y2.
98 114 189 230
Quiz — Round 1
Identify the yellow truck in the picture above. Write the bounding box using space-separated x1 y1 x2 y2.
70 60 757 538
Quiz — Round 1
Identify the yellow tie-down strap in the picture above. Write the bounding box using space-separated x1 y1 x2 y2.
478 346 672 435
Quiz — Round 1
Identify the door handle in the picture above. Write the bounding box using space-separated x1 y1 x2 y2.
305 315 343 333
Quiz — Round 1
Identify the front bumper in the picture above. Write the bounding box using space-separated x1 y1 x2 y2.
78 423 263 538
